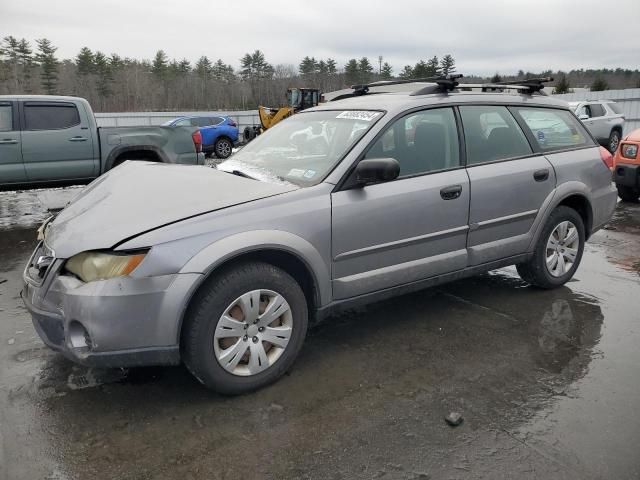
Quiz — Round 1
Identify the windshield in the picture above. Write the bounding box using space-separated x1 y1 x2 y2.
219 110 383 186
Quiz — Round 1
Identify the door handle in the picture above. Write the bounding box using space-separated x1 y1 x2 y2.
440 184 462 200
69 136 88 142
533 169 549 182
0 139 17 144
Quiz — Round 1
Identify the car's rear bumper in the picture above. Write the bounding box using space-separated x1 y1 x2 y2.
22 255 202 368
614 163 640 188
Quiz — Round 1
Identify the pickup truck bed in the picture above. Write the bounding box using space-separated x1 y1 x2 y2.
0 95 205 189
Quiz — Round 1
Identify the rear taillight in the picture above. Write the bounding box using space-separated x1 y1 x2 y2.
192 130 202 153
599 146 613 170
228 118 237 127
621 143 638 159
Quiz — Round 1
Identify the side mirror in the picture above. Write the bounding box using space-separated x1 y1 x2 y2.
579 114 590 121
353 158 400 186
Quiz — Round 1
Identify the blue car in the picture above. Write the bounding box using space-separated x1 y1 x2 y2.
163 116 239 159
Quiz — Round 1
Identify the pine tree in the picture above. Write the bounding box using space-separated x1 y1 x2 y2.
490 73 502 83
16 39 33 91
151 50 168 79
380 62 393 80
2 36 20 89
413 60 428 78
299 56 318 76
425 56 440 77
344 59 359 86
590 77 609 91
326 58 337 75
109 54 124 71
93 51 113 99
553 74 571 94
399 65 414 79
317 60 328 75
358 57 373 84
440 54 456 76
195 56 213 78
35 38 58 94
76 47 94 76
178 58 191 74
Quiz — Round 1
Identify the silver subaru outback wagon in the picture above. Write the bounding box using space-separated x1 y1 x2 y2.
23 79 617 394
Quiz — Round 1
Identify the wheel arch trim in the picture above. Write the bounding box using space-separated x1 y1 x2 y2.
528 183 593 251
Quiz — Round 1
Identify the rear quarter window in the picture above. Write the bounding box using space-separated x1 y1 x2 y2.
0 104 13 131
24 103 81 130
513 107 593 152
607 103 623 115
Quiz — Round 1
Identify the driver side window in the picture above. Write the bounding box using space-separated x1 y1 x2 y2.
364 107 461 177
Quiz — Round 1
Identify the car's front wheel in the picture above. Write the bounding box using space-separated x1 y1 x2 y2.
608 130 621 153
516 206 585 289
182 262 308 394
214 138 233 159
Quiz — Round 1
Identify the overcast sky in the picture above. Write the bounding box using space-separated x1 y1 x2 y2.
2 0 639 76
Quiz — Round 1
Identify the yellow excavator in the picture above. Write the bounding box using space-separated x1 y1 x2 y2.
244 88 321 141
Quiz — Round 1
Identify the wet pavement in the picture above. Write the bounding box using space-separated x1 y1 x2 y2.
1 188 639 480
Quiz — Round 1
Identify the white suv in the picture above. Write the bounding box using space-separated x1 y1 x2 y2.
569 100 625 153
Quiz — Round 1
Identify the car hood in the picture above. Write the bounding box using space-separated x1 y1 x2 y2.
45 162 297 258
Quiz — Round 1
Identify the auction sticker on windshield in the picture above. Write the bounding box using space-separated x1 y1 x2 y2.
336 111 382 121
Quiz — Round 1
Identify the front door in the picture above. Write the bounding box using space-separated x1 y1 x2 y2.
458 105 556 265
331 107 470 300
20 101 96 181
0 101 26 184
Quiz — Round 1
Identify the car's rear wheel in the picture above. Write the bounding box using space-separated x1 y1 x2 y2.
608 130 621 153
516 206 585 289
214 138 233 159
617 185 640 203
182 262 308 394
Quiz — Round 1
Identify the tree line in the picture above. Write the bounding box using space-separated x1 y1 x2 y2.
1 36 639 112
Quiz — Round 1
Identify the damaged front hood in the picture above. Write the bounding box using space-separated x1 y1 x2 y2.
46 162 297 258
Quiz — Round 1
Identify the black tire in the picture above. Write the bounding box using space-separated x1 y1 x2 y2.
608 130 621 153
181 261 308 394
617 185 640 203
516 206 585 289
214 137 233 159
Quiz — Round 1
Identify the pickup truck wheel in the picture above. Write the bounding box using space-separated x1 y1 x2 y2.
214 138 233 159
182 261 308 394
608 130 621 153
516 206 585 289
617 185 640 203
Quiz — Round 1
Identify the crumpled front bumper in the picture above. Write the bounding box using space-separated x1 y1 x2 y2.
22 245 203 368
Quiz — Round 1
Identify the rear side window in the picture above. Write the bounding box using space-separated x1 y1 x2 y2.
194 117 213 127
459 106 532 165
513 107 593 151
607 102 623 115
364 107 461 176
209 117 224 125
24 103 80 130
0 104 13 131
589 103 605 117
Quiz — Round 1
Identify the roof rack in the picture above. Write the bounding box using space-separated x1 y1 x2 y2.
457 77 553 95
324 75 552 102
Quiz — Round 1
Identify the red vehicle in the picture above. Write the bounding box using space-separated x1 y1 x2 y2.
613 128 640 202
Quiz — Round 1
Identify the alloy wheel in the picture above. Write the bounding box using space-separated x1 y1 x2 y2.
213 289 292 376
216 140 232 158
545 221 579 277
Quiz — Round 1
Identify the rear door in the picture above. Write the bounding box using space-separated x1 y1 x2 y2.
20 100 96 181
585 102 608 143
0 101 27 184
460 105 556 266
331 107 470 299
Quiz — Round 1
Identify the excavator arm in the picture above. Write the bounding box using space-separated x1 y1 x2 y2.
258 105 294 131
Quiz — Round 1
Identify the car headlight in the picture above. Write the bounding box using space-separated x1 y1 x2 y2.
65 251 147 283
622 143 638 159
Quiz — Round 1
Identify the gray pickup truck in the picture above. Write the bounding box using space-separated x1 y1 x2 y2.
0 95 205 189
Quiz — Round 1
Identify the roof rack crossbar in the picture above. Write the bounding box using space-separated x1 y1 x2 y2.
351 74 464 96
